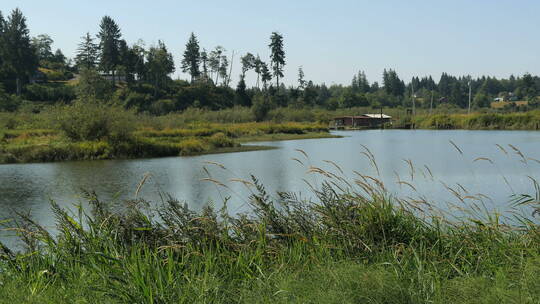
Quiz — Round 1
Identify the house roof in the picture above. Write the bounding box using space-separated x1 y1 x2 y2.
364 114 392 119
334 114 392 119
334 116 368 119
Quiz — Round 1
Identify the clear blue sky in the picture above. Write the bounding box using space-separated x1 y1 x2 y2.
1 0 539 86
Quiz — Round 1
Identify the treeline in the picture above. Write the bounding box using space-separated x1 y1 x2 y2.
1 8 540 116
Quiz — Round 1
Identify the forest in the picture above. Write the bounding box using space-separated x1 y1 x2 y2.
1 8 540 118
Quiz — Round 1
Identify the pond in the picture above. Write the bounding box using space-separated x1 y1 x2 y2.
2 129 540 247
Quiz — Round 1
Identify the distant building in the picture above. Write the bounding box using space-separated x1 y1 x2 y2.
99 73 126 83
334 114 392 128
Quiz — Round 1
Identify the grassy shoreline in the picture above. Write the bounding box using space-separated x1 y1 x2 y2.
0 170 538 303
393 111 540 130
0 122 333 164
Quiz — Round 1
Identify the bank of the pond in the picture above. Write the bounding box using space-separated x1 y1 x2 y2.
393 111 540 130
0 122 333 164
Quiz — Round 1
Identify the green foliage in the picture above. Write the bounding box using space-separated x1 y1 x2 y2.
181 33 201 83
0 86 19 111
207 132 236 148
404 111 540 130
146 41 175 93
97 15 122 78
269 32 285 88
2 8 39 95
55 102 134 142
340 89 369 108
75 32 99 70
24 83 75 103
40 68 73 81
252 94 271 122
383 68 405 96
0 109 328 163
76 69 113 101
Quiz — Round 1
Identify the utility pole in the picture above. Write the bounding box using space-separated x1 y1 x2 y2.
411 81 415 116
468 77 472 115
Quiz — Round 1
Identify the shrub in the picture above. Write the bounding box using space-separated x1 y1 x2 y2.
24 83 76 103
252 94 271 122
0 87 20 112
208 132 236 148
178 138 207 155
55 102 135 142
76 69 114 101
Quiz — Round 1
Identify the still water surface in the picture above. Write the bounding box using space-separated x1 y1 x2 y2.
2 130 540 246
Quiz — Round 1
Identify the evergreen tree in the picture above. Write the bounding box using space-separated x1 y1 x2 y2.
3 8 38 95
235 76 250 106
438 73 452 97
269 32 285 88
31 34 53 62
316 83 331 106
53 49 66 65
75 32 99 70
357 70 370 93
298 66 306 89
383 69 404 96
351 74 359 92
98 15 122 84
181 32 201 83
118 39 141 83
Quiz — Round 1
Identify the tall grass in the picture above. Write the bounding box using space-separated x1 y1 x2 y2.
396 111 540 130
0 121 330 163
1 154 539 303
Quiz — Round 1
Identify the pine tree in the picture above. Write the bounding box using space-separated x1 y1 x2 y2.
97 16 122 84
269 32 285 88
351 74 359 92
181 32 201 83
75 32 99 70
357 71 370 93
118 39 140 83
298 66 306 89
235 76 250 106
3 9 38 95
31 34 53 63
